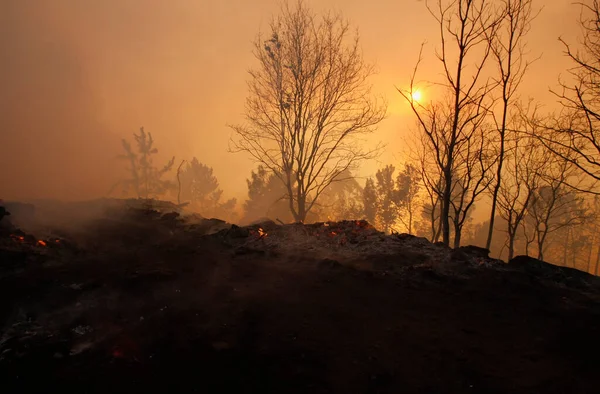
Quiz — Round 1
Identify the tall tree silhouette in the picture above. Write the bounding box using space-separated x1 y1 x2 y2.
375 165 400 233
396 163 421 234
538 0 600 192
363 178 378 225
242 165 292 223
119 127 175 199
315 169 364 221
230 0 386 222
485 0 538 249
399 0 503 246
179 157 236 218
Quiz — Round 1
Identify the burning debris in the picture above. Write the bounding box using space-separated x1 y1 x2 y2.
0 198 483 272
205 218 453 266
256 227 267 239
10 234 25 243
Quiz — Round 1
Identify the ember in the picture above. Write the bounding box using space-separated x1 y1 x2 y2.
10 234 25 242
37 240 47 247
257 227 267 239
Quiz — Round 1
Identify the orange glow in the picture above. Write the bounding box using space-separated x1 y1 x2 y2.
0 1 577 212
257 227 267 238
37 240 47 246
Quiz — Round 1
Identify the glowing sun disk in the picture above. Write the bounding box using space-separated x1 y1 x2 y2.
411 90 423 102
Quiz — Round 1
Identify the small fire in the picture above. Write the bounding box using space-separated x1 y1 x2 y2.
37 240 47 247
257 227 267 239
10 234 25 242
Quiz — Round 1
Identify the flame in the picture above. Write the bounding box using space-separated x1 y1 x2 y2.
257 227 267 238
37 240 47 247
10 234 25 242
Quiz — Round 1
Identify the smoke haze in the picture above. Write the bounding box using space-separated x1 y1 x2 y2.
0 0 578 202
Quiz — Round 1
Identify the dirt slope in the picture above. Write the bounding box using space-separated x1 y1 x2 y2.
1 203 599 393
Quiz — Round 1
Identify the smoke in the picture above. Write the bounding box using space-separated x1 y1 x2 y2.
0 0 580 205
0 1 123 201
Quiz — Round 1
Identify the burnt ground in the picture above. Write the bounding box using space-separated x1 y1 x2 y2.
1 201 599 393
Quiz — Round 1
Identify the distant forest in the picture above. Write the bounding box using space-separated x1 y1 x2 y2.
111 0 600 276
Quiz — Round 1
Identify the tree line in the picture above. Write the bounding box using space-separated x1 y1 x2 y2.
111 0 600 275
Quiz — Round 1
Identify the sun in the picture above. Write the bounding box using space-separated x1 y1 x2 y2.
411 90 423 103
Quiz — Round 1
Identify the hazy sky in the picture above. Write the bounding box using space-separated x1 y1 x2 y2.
0 0 580 202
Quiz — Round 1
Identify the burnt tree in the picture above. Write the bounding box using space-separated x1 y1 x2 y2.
230 0 385 223
399 0 502 246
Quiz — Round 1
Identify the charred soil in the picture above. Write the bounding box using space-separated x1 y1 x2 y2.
0 200 599 393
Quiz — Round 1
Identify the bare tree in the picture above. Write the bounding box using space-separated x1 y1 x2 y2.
230 0 386 223
485 0 538 249
410 132 444 241
586 196 600 273
496 109 546 260
525 159 588 261
399 0 502 246
406 91 495 247
448 121 495 247
531 1 600 193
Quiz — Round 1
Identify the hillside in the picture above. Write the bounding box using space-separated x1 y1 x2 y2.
1 200 599 393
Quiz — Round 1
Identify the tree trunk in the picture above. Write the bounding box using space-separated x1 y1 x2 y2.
563 230 570 266
507 226 516 261
442 169 452 246
487 137 506 250
595 246 600 276
434 204 443 243
587 228 596 273
537 227 547 261
508 238 515 261
430 200 438 242
453 219 461 248
296 194 307 223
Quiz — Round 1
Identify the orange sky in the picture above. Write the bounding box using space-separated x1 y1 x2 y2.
0 0 580 202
